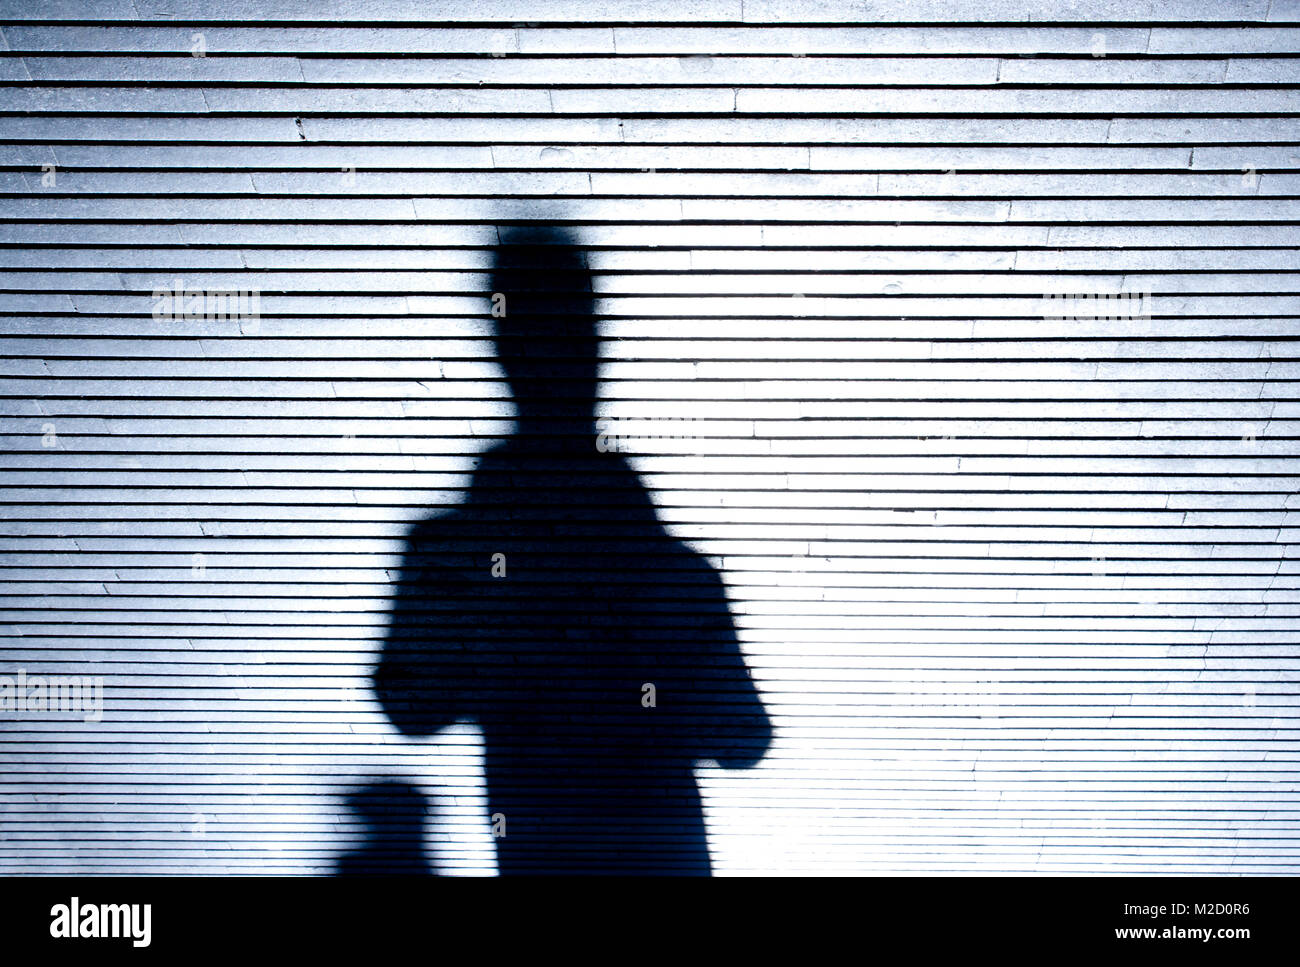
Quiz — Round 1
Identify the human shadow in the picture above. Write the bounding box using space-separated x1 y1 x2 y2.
335 779 435 876
373 225 772 874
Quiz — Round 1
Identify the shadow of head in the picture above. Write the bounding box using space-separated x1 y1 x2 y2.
490 225 599 414
335 779 434 876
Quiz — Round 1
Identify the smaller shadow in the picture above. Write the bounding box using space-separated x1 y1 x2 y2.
335 779 435 876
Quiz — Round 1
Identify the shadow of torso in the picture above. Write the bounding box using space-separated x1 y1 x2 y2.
376 440 771 874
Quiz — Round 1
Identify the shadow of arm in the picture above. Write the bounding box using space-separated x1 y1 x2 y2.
373 531 462 737
691 561 774 770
